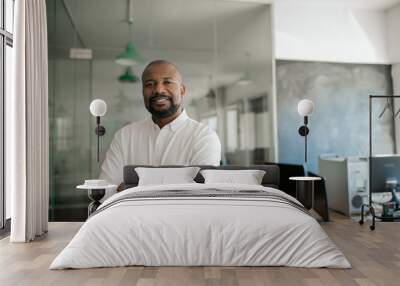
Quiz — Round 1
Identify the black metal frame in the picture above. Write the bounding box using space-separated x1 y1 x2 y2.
298 116 310 162
87 189 105 216
94 116 106 162
359 95 400 230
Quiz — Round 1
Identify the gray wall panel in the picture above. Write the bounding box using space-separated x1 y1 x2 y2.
277 60 394 173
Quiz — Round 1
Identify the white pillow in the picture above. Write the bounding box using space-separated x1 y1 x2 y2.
200 169 266 185
135 167 201 186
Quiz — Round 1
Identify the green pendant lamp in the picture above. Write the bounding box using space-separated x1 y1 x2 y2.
115 0 145 66
118 66 139 83
115 40 145 66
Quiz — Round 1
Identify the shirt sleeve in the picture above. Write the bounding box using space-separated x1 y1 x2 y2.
190 128 221 166
99 130 125 199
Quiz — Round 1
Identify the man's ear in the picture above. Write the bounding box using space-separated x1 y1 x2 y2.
180 84 187 98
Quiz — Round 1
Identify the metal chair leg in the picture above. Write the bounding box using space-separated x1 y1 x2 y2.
370 206 376 231
359 204 368 225
359 204 376 231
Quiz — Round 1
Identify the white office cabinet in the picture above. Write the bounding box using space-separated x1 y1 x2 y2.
319 156 369 216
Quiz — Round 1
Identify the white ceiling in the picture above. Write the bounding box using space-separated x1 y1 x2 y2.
62 0 272 63
56 0 400 64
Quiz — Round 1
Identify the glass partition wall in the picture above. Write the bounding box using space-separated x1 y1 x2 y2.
47 0 274 221
48 0 93 221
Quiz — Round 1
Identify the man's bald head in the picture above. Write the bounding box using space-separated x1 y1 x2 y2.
141 60 187 120
141 60 182 83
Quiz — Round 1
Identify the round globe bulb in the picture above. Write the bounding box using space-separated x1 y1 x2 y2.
89 99 107 117
297 99 314 116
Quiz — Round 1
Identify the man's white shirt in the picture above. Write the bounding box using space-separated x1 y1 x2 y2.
99 111 221 198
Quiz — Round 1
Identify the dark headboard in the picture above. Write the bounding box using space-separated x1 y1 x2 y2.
123 165 280 189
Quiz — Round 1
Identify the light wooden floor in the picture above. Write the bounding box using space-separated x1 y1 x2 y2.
0 213 399 286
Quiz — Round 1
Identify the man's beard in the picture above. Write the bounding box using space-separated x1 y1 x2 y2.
146 94 179 119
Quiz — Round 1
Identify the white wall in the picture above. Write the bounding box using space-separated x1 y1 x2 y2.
273 3 390 64
387 4 400 64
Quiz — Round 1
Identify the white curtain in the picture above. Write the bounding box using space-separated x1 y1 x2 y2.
8 0 49 242
393 64 400 154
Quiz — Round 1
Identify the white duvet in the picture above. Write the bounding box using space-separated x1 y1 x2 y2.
50 183 351 269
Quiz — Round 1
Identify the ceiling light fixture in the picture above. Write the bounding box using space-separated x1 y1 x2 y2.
118 66 139 83
115 0 145 66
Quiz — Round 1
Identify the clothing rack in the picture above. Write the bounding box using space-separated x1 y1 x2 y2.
359 95 400 230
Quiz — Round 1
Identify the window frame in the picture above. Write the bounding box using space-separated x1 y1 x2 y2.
0 0 13 231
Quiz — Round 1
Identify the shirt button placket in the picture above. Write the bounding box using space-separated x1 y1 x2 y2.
154 128 167 165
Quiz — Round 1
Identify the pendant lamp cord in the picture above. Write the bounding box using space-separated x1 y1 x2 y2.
127 0 133 39
128 21 133 40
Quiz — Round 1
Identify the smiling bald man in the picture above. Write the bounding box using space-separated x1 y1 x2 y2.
99 60 221 199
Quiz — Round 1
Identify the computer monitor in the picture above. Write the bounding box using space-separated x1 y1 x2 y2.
370 155 400 194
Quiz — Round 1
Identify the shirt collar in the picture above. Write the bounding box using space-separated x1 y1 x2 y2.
150 110 189 132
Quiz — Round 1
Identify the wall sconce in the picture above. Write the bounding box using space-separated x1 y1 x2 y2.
89 99 107 162
297 99 314 163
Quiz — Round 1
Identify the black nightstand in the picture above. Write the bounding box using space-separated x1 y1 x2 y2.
289 176 321 210
77 182 116 216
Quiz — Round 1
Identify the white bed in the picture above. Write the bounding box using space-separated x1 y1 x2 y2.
50 183 351 269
